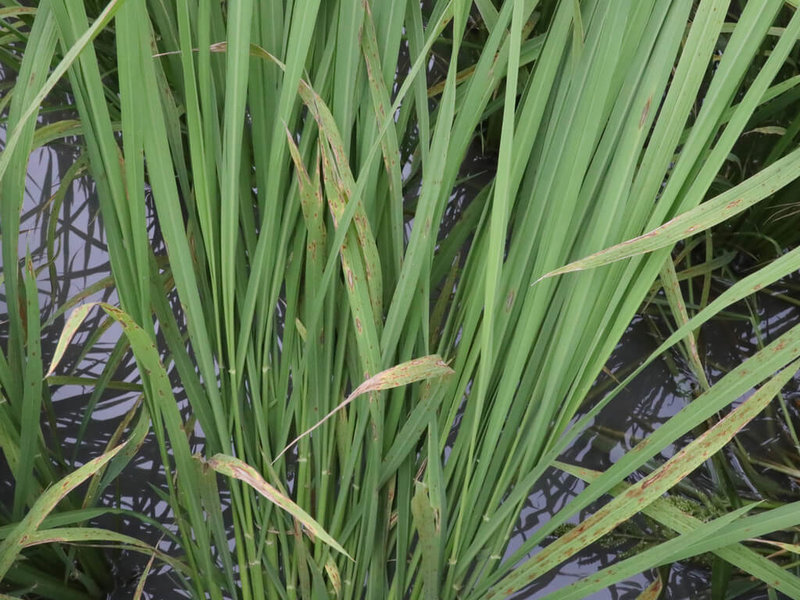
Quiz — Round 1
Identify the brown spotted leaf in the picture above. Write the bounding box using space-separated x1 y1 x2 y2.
274 355 453 463
0 443 125 579
485 359 800 598
538 145 800 281
205 454 351 559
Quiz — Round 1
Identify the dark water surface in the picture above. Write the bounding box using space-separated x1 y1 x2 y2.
3 121 800 600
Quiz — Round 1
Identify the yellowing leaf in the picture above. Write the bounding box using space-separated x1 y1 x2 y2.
204 454 351 560
537 145 800 281
636 576 663 600
274 355 453 462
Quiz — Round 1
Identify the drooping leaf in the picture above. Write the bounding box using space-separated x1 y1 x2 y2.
204 454 351 559
0 444 124 579
274 355 453 461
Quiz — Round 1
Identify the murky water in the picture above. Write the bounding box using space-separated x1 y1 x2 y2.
3 111 799 600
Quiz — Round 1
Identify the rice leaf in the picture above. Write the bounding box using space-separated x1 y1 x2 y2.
0 0 123 185
203 454 351 560
539 504 754 600
0 443 124 579
275 355 454 462
485 359 800 597
560 463 800 597
539 145 800 280
637 576 663 600
45 302 95 377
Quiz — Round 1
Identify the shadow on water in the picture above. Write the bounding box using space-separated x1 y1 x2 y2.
3 84 800 600
0 108 196 595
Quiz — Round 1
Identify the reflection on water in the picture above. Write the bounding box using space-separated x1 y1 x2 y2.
3 99 800 600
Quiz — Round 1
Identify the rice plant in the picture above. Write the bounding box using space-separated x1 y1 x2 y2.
4 0 800 598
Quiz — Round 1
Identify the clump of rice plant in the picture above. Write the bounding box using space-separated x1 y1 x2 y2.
4 1 800 598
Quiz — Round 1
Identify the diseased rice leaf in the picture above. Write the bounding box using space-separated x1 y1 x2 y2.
204 454 351 559
275 355 454 462
0 443 124 579
540 145 800 280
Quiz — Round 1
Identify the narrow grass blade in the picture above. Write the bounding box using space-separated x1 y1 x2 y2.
539 504 754 600
660 256 710 390
0 0 123 185
0 443 124 579
637 576 663 600
0 7 36 18
484 359 800 598
14 257 44 517
360 0 404 272
412 482 440 600
560 463 800 597
325 555 342 597
204 454 351 559
275 355 453 462
133 554 156 600
45 302 95 377
539 145 800 280
20 528 181 570
218 0 253 370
